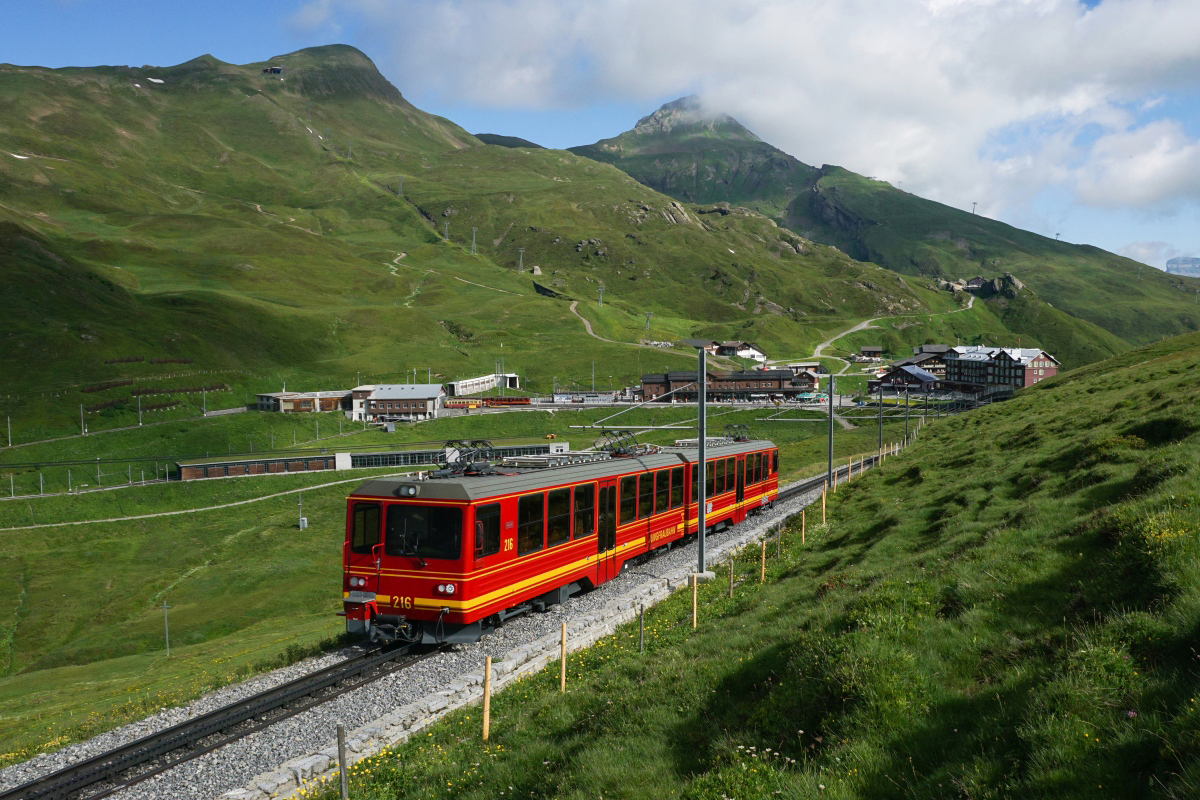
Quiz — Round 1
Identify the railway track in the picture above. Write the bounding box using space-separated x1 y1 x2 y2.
2 644 440 800
775 454 879 505
5 453 886 800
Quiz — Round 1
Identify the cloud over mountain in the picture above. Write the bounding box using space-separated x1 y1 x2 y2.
293 0 1200 222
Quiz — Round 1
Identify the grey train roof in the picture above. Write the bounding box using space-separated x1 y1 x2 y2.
350 440 776 503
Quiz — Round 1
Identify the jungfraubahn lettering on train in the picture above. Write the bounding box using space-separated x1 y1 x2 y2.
340 440 780 644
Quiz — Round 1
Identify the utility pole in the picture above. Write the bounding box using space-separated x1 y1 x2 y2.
202 389 207 416
905 385 910 440
697 347 707 575
443 221 449 241
518 248 524 273
138 396 143 426
827 375 835 487
80 404 85 436
877 382 884 449
598 287 604 307
643 312 653 330
592 361 595 391
471 227 477 255
971 201 977 214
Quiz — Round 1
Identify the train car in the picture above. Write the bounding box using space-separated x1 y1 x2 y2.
340 439 780 644
482 396 532 407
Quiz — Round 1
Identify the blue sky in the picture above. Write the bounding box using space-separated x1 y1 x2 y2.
5 0 1199 268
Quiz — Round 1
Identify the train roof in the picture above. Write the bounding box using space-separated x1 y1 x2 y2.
349 439 776 503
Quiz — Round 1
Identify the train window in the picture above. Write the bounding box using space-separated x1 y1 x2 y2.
705 460 715 498
517 493 545 555
670 466 684 509
715 459 726 495
772 449 779 474
385 505 463 560
574 483 595 538
620 476 637 525
547 488 571 547
474 503 501 559
753 452 762 483
638 473 653 520
691 462 699 503
350 502 381 554
652 470 667 513
726 458 736 491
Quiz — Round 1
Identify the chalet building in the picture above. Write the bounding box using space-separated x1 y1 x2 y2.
943 346 1059 393
716 341 768 363
868 364 940 393
860 345 884 359
641 369 816 403
256 390 351 413
679 339 720 354
784 361 828 375
350 385 376 421
964 276 988 291
912 344 951 356
366 384 446 421
887 351 947 379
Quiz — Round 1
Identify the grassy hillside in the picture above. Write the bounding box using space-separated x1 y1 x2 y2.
570 100 1200 355
0 47 951 443
0 404 907 764
787 167 1200 346
326 331 1200 799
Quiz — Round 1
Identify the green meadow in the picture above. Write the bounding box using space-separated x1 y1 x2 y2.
0 403 906 764
308 332 1200 799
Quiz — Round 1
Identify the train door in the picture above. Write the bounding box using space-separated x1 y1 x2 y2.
596 478 618 583
736 457 746 504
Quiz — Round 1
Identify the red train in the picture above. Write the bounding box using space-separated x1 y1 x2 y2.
341 439 779 643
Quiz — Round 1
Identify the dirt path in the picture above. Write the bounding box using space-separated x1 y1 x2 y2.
567 302 739 367
778 295 977 376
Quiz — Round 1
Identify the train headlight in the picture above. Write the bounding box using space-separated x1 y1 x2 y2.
445 583 456 595
398 485 419 496
434 583 457 595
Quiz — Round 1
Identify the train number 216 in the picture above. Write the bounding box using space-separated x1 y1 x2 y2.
392 596 413 609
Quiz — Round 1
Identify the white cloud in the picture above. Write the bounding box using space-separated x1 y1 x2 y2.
1117 240 1179 268
292 0 1200 219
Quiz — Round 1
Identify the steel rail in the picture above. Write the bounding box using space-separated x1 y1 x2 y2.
1 644 436 800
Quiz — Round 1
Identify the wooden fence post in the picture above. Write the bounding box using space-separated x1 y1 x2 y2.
729 556 735 598
482 656 492 741
692 573 698 629
337 723 349 800
822 484 827 524
760 540 766 583
560 621 567 693
802 508 806 544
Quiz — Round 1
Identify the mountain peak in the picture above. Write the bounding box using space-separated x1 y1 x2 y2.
632 96 760 142
260 43 406 104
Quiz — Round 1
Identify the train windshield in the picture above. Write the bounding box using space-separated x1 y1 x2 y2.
384 504 463 560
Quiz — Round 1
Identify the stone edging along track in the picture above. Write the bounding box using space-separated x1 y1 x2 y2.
217 479 833 800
